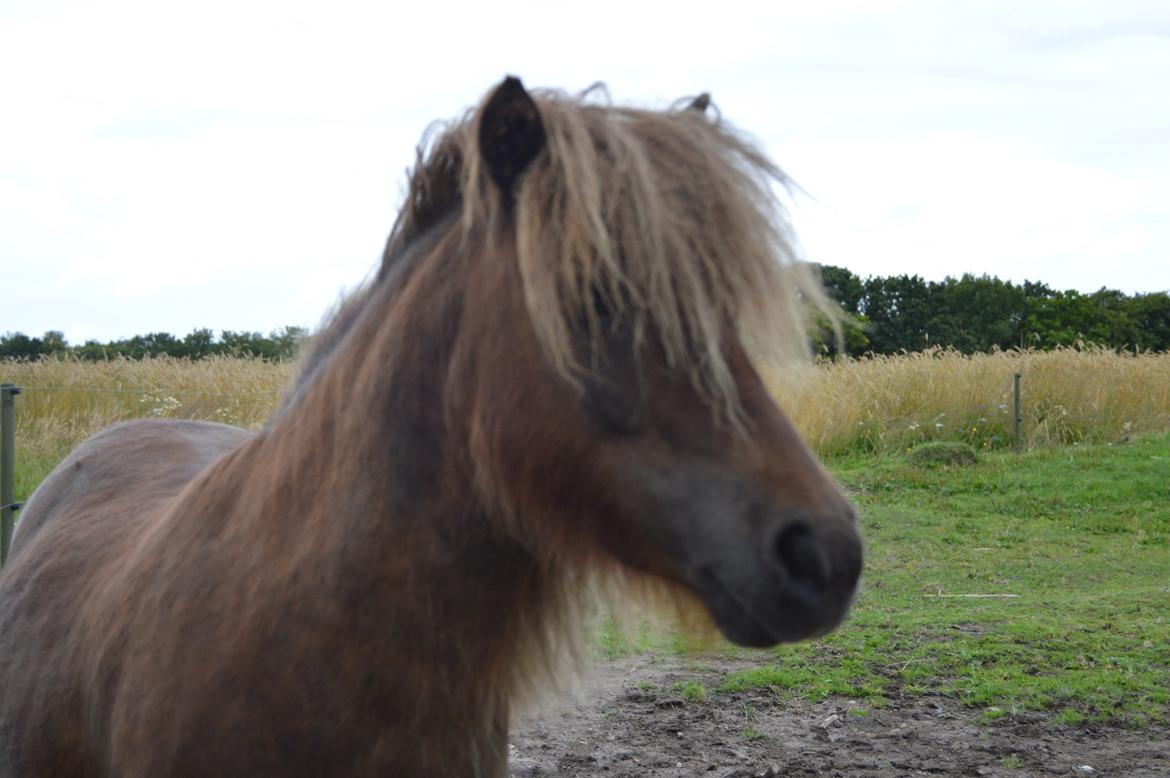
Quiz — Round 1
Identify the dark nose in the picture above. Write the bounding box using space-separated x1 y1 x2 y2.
772 516 862 605
773 522 831 601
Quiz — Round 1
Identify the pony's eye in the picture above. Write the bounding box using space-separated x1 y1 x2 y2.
583 341 647 437
584 380 646 437
591 286 615 330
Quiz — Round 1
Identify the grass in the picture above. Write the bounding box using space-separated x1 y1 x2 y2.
595 434 1170 726
740 705 765 741
675 680 708 702
712 434 1170 726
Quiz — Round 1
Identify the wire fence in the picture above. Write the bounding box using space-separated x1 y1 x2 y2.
0 377 289 570
13 384 281 397
8 381 285 431
4 346 1170 569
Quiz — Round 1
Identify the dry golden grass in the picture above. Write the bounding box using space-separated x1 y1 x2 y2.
766 347 1170 455
1 356 293 496
3 347 1169 497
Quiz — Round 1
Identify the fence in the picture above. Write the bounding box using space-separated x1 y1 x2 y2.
0 368 1037 571
0 377 285 571
1 384 21 567
4 347 1166 571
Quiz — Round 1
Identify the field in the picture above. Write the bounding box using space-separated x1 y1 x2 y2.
5 346 1169 504
764 346 1170 455
3 349 1169 775
1 355 293 502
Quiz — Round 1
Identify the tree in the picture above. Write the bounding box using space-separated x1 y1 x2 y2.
41 330 69 355
927 275 1027 352
0 333 47 359
1129 292 1170 351
182 328 216 359
817 264 865 315
860 274 933 353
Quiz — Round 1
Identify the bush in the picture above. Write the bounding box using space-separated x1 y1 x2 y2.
907 441 978 467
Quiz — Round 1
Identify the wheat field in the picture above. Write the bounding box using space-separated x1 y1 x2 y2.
3 347 1169 497
1 356 293 497
766 347 1170 455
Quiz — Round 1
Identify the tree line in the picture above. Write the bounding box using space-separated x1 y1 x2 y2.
4 269 1169 361
0 327 307 361
813 266 1170 356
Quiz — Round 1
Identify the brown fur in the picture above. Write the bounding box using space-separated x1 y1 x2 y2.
0 79 861 777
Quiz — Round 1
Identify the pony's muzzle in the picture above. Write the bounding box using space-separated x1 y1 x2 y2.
690 506 863 649
619 454 863 648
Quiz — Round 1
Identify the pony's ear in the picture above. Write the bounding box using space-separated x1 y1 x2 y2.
688 93 712 114
478 76 545 197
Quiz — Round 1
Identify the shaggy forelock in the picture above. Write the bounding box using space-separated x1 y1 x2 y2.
385 84 835 420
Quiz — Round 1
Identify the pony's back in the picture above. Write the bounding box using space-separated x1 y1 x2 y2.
0 419 250 776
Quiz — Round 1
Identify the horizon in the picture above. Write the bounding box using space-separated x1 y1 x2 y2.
3 264 1166 346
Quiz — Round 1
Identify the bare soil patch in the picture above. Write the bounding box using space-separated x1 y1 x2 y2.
509 656 1170 777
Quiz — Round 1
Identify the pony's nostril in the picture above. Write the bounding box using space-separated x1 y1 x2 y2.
773 523 830 596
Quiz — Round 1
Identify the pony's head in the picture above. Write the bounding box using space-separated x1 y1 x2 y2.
381 77 862 647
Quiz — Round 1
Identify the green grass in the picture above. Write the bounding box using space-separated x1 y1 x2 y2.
1001 753 1024 770
740 705 765 741
675 680 708 702
627 434 1170 726
741 726 765 742
594 614 681 659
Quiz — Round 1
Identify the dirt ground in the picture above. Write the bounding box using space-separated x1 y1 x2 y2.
508 656 1170 777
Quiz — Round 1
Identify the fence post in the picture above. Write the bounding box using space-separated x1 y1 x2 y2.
1 383 21 568
1013 373 1022 452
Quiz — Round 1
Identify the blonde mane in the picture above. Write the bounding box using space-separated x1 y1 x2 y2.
385 85 835 418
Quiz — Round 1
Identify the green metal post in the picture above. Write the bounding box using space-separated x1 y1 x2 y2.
1 383 19 567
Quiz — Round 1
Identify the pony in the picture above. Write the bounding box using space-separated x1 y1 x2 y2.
0 77 862 777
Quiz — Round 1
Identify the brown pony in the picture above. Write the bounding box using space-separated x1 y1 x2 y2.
0 77 862 777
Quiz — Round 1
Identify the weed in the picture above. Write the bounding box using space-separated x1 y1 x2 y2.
740 705 765 741
674 681 707 702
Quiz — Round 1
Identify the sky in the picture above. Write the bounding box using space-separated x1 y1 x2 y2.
2 0 1168 344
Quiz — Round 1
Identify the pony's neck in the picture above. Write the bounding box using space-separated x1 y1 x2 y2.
243 250 544 774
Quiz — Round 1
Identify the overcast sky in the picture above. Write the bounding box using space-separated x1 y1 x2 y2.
3 0 1168 344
